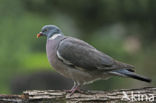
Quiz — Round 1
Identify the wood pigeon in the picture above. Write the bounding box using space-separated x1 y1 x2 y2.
37 25 151 95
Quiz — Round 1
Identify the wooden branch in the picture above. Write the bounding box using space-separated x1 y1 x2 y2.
0 87 155 103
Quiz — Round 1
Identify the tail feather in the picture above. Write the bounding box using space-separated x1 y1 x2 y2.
110 69 152 83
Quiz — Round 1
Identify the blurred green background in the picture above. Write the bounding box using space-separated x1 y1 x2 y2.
0 0 155 94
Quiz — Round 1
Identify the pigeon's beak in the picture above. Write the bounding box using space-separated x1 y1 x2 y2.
37 32 43 38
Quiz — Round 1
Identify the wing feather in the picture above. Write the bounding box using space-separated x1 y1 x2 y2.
57 37 116 71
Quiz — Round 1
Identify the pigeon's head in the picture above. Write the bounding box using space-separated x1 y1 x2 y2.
37 25 62 39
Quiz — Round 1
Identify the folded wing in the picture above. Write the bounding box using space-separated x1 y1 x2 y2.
57 37 133 71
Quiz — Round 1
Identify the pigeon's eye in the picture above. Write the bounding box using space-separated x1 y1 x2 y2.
43 29 48 32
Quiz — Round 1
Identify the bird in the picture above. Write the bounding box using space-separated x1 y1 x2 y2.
37 25 151 95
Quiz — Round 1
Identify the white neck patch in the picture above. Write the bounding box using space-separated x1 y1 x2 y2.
49 34 62 40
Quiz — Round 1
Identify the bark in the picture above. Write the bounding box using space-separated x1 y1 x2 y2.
0 87 155 103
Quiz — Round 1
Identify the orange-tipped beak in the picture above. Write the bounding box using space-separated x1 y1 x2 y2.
37 32 43 38
37 33 41 38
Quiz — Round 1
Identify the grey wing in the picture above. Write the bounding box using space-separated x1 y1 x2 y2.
57 37 117 71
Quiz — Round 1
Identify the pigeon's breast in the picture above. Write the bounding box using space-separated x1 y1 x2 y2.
46 36 65 67
46 36 72 78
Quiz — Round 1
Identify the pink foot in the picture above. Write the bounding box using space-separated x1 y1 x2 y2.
65 86 82 96
65 89 73 93
69 86 79 96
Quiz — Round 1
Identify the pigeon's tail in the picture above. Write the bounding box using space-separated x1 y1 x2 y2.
110 69 152 83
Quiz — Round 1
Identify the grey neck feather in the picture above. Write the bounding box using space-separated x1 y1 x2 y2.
47 28 63 39
47 33 64 40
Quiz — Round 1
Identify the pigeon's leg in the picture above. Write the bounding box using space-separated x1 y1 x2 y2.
69 83 81 96
65 81 77 93
65 81 83 96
